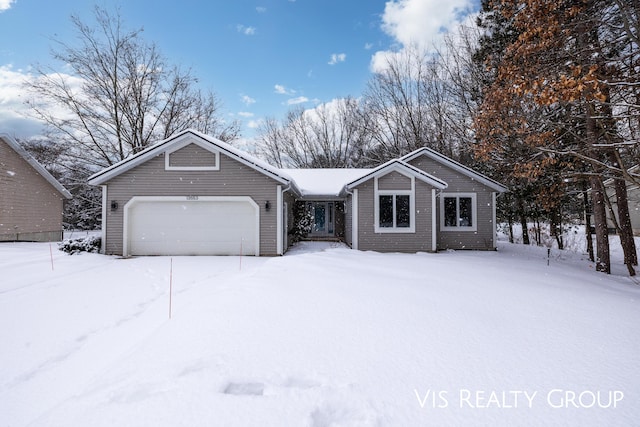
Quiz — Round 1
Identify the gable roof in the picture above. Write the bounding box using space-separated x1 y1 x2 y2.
88 129 294 186
401 147 507 192
344 159 448 191
0 134 72 199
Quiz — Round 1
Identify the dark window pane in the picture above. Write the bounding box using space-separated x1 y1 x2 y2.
459 197 472 227
396 195 410 227
379 195 393 227
444 197 457 227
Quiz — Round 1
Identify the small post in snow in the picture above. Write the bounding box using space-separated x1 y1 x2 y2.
169 257 173 319
547 248 551 266
49 243 54 271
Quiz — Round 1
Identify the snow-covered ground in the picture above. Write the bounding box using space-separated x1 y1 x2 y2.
1 236 639 426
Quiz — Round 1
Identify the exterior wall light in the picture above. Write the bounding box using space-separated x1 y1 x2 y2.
110 200 118 211
265 200 271 212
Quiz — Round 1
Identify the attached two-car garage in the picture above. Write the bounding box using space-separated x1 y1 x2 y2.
124 196 259 256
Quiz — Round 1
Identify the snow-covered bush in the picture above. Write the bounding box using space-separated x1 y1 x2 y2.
58 236 101 255
290 201 313 243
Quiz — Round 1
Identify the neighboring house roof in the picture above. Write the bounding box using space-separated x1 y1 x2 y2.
344 159 448 191
283 168 374 197
88 129 294 187
0 133 72 199
401 147 508 193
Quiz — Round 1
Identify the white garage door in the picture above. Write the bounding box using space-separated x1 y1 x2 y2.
125 196 259 256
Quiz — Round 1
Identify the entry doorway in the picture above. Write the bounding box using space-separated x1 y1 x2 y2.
308 201 335 237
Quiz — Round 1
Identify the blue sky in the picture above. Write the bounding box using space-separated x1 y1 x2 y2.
0 0 478 140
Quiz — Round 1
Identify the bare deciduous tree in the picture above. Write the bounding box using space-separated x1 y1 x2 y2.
257 97 372 168
24 6 238 170
362 44 464 163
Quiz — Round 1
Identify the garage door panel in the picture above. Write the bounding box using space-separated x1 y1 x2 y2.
127 198 258 256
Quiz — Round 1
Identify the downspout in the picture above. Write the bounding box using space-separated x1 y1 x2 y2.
492 192 497 250
100 185 107 254
432 188 444 252
344 186 358 250
279 183 292 255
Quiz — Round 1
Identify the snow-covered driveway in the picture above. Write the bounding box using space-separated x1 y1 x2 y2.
1 241 638 426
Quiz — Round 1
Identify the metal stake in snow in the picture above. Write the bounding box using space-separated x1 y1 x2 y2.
169 257 173 319
547 248 551 266
49 243 54 271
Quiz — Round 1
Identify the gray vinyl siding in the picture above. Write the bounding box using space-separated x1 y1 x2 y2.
103 150 281 256
354 178 435 253
407 156 496 250
0 139 65 242
377 171 412 190
168 143 218 168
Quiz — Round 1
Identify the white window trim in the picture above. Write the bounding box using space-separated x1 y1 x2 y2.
374 174 416 233
164 140 220 171
440 192 477 232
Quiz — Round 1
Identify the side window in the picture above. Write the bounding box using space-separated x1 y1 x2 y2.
377 194 413 231
441 193 477 231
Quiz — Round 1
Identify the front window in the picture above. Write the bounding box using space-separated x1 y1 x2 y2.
441 193 477 231
378 194 411 229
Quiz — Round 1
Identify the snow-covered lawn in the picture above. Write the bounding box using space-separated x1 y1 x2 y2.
1 239 639 426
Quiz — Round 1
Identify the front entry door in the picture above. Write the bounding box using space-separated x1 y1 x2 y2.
309 202 334 236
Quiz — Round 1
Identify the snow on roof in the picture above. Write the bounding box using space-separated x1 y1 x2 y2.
282 168 373 196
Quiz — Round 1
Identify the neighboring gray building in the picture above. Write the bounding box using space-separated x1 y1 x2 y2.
89 129 507 256
0 134 72 242
599 168 640 236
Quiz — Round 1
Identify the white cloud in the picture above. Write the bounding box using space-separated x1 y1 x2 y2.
240 94 256 106
256 7 267 13
237 111 254 118
372 0 474 72
247 119 263 129
328 53 346 65
287 96 309 105
0 64 80 138
0 0 15 12
236 25 256 36
364 43 374 50
274 84 295 95
370 50 405 74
